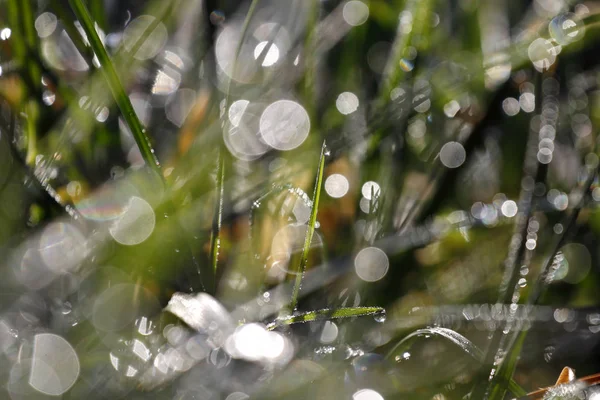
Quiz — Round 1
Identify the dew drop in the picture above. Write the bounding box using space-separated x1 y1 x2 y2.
374 311 386 323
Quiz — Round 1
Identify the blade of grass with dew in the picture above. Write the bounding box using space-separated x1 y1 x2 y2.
267 306 385 330
208 151 225 291
68 0 214 293
68 0 162 179
385 327 527 398
483 168 597 400
38 0 179 182
474 73 548 400
209 0 260 288
289 141 327 311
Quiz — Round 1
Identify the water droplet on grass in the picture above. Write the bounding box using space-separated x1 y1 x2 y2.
374 311 386 323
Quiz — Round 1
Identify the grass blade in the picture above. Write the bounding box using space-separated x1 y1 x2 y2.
68 0 162 178
385 327 527 397
267 306 384 330
289 141 327 311
208 151 225 287
482 168 597 400
208 0 260 290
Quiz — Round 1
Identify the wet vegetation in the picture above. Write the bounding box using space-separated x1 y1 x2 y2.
1 0 600 399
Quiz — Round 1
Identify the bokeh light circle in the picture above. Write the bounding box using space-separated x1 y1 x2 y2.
260 100 310 151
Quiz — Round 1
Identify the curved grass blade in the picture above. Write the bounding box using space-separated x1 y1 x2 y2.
267 306 384 330
68 0 162 179
385 327 527 397
289 141 327 311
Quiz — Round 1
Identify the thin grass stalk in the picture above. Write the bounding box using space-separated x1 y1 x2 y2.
473 78 546 400
24 100 38 165
289 141 327 311
484 167 597 399
208 151 225 283
208 0 261 286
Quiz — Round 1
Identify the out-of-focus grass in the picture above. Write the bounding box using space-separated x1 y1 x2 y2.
2 0 600 399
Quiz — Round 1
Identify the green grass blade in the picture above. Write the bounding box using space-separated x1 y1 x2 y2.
267 306 384 330
481 170 597 400
289 141 327 311
208 151 225 287
24 100 38 166
68 0 162 178
485 330 529 400
209 0 260 289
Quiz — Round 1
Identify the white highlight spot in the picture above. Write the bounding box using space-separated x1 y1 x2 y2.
439 141 466 168
35 12 57 38
0 28 11 40
336 92 359 115
528 38 558 72
225 323 292 364
344 1 370 26
260 100 310 151
109 196 156 246
353 389 384 400
254 41 279 66
519 92 536 113
355 247 389 282
320 321 339 344
39 222 87 273
361 181 381 200
501 200 518 217
549 13 585 45
132 339 151 362
228 99 250 127
325 174 350 198
122 15 168 60
502 97 520 116
29 333 80 396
